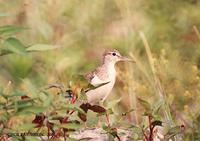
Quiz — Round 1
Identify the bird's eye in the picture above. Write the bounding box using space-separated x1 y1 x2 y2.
112 53 116 56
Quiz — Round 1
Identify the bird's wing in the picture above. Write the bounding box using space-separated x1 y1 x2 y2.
84 67 109 86
84 66 104 82
84 70 95 82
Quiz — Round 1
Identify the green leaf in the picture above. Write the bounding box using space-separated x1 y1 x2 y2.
137 97 152 115
17 123 36 130
43 93 53 107
164 126 184 140
16 101 34 109
3 37 26 55
0 25 28 36
86 110 99 126
102 123 109 130
7 91 26 97
64 104 85 114
6 99 34 110
78 90 88 101
22 79 38 98
153 100 164 115
19 106 47 114
57 123 83 129
26 44 60 52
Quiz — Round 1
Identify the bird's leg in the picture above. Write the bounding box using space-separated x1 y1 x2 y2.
99 101 110 127
99 100 110 127
106 112 110 127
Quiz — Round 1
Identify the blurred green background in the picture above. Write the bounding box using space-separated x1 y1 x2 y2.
0 0 200 140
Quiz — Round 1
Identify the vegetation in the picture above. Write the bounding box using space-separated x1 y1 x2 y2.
0 0 200 140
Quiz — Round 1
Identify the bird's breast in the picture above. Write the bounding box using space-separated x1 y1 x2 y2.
86 74 116 104
86 65 117 104
86 80 115 104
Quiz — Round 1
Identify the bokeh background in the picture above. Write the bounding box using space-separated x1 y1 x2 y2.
0 0 200 140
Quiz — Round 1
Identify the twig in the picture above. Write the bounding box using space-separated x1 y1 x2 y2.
148 116 153 141
193 25 200 42
142 128 148 141
116 134 121 141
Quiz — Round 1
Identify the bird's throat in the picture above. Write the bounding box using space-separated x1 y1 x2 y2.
103 63 116 81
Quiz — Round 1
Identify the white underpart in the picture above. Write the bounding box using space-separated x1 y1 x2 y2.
86 63 116 104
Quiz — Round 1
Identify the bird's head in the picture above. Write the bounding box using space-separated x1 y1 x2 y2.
103 49 134 64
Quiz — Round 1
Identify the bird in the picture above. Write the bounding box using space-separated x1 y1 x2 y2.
84 49 134 105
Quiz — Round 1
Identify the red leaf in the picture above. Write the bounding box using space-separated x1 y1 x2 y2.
78 112 87 122
21 95 30 100
32 113 46 127
46 121 55 137
90 105 106 113
59 117 69 124
78 103 91 121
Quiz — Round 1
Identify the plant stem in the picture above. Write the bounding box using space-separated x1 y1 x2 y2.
139 31 176 140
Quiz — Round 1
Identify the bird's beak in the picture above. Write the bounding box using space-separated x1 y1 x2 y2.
120 56 135 62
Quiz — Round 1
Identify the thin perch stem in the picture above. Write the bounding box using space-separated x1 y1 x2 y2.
139 31 173 123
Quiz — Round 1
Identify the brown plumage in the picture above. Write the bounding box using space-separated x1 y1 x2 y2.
84 66 109 82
